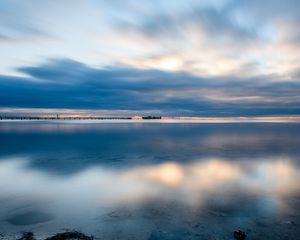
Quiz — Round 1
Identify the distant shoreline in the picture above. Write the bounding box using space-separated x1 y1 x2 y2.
1 116 300 123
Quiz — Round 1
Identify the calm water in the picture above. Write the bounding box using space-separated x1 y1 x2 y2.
1 121 300 239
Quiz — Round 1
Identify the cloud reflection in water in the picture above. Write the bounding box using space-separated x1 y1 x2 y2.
0 157 299 210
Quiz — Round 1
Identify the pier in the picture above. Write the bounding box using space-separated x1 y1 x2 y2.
0 116 162 120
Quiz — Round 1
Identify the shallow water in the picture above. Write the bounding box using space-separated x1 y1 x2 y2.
1 121 300 239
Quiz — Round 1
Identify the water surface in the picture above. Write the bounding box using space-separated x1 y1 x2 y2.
0 121 300 239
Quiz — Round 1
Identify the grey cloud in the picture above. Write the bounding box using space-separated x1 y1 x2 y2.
114 1 260 45
113 0 300 47
1 59 300 116
0 1 54 42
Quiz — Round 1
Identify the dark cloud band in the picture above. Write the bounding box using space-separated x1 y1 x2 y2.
0 59 300 116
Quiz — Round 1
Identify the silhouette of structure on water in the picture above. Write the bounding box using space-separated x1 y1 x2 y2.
142 116 162 120
0 116 162 120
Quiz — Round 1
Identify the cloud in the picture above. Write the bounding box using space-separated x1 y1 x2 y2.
0 1 300 115
0 1 54 42
0 59 300 116
98 0 300 78
1 0 300 78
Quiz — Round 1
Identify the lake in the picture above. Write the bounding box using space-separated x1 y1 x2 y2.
1 121 300 239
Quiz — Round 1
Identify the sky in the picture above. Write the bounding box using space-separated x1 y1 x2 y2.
0 0 300 116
